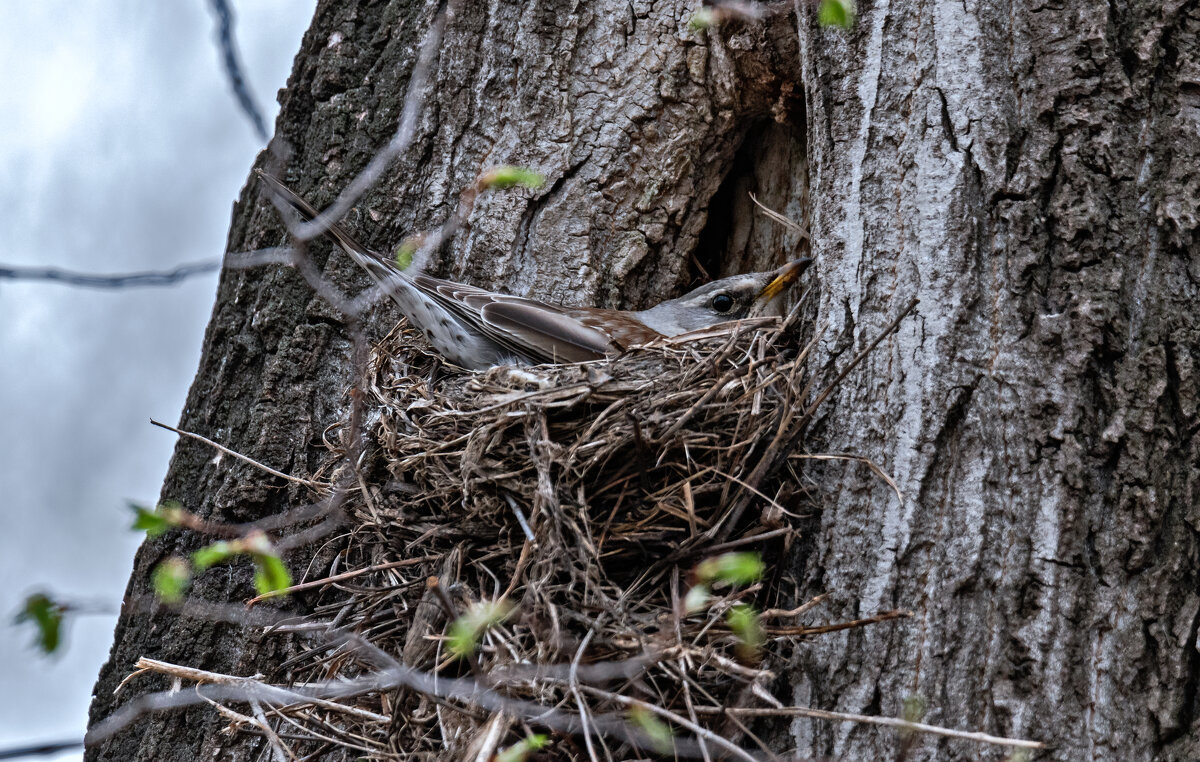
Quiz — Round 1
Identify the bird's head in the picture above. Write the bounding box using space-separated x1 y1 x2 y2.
636 258 813 336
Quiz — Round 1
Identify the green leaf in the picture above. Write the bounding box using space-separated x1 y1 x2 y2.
15 593 65 654
694 552 765 587
130 502 169 535
687 8 715 30
129 500 182 537
190 532 289 597
152 558 192 604
630 705 674 755
496 733 549 762
447 599 513 659
899 693 929 742
192 541 236 571
818 0 856 29
252 554 293 597
902 693 927 723
478 166 545 191
394 238 418 271
726 603 764 661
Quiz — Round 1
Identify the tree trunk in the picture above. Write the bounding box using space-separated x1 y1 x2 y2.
788 1 1200 759
86 0 1199 760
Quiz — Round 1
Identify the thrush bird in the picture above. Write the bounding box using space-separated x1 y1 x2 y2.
257 171 811 370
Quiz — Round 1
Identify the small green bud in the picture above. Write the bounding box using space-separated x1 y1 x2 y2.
152 558 192 604
818 0 856 29
15 593 65 654
727 603 764 661
688 8 716 30
447 599 513 659
496 733 548 762
192 541 236 571
478 166 545 191
394 238 418 270
253 554 292 597
129 500 183 536
630 706 674 755
694 552 765 587
902 693 927 723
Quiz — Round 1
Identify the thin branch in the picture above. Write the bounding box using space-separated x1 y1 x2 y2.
150 419 317 488
696 527 792 556
0 260 219 289
792 452 905 504
570 628 602 762
575 685 759 762
288 1 451 241
748 191 806 236
691 705 1047 750
760 593 827 620
223 247 297 268
766 608 912 636
135 658 390 724
270 498 350 552
246 556 437 606
89 657 717 758
0 739 83 760
207 0 269 142
248 698 295 762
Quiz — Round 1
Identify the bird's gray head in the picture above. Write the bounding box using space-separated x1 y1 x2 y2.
635 258 812 336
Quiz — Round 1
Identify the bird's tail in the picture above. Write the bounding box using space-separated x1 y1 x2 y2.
253 170 405 291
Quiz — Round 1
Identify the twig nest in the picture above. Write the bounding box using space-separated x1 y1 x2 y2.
312 315 818 757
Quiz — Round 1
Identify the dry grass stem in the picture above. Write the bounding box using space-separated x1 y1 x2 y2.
690 705 1047 750
150 418 317 488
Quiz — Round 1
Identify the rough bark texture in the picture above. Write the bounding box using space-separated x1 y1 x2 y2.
86 0 1199 760
86 2 802 760
790 0 1200 760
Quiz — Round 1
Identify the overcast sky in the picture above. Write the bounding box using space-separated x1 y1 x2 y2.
0 2 314 756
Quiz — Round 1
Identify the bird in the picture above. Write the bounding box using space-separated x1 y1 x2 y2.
256 171 811 370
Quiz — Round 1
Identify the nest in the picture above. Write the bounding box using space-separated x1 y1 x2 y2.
280 313 830 759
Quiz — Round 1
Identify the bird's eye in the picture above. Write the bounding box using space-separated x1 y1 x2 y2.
711 293 736 313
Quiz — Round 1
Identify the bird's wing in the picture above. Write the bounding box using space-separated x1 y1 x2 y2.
258 171 636 366
481 298 621 363
410 275 620 364
564 307 664 349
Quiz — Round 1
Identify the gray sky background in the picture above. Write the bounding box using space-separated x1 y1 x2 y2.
0 2 314 756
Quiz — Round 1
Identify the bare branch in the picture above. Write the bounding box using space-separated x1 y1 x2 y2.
0 739 83 760
246 555 437 607
222 247 297 268
287 1 452 242
136 658 391 724
575 684 759 762
150 419 317 488
0 260 219 289
88 657 715 758
691 705 1047 750
207 0 269 142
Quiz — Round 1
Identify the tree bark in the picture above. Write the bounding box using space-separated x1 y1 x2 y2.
790 0 1200 760
86 0 1199 760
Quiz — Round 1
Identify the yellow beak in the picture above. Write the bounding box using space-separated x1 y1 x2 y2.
756 258 813 304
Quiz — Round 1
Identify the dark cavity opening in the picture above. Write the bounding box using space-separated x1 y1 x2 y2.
690 115 809 288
